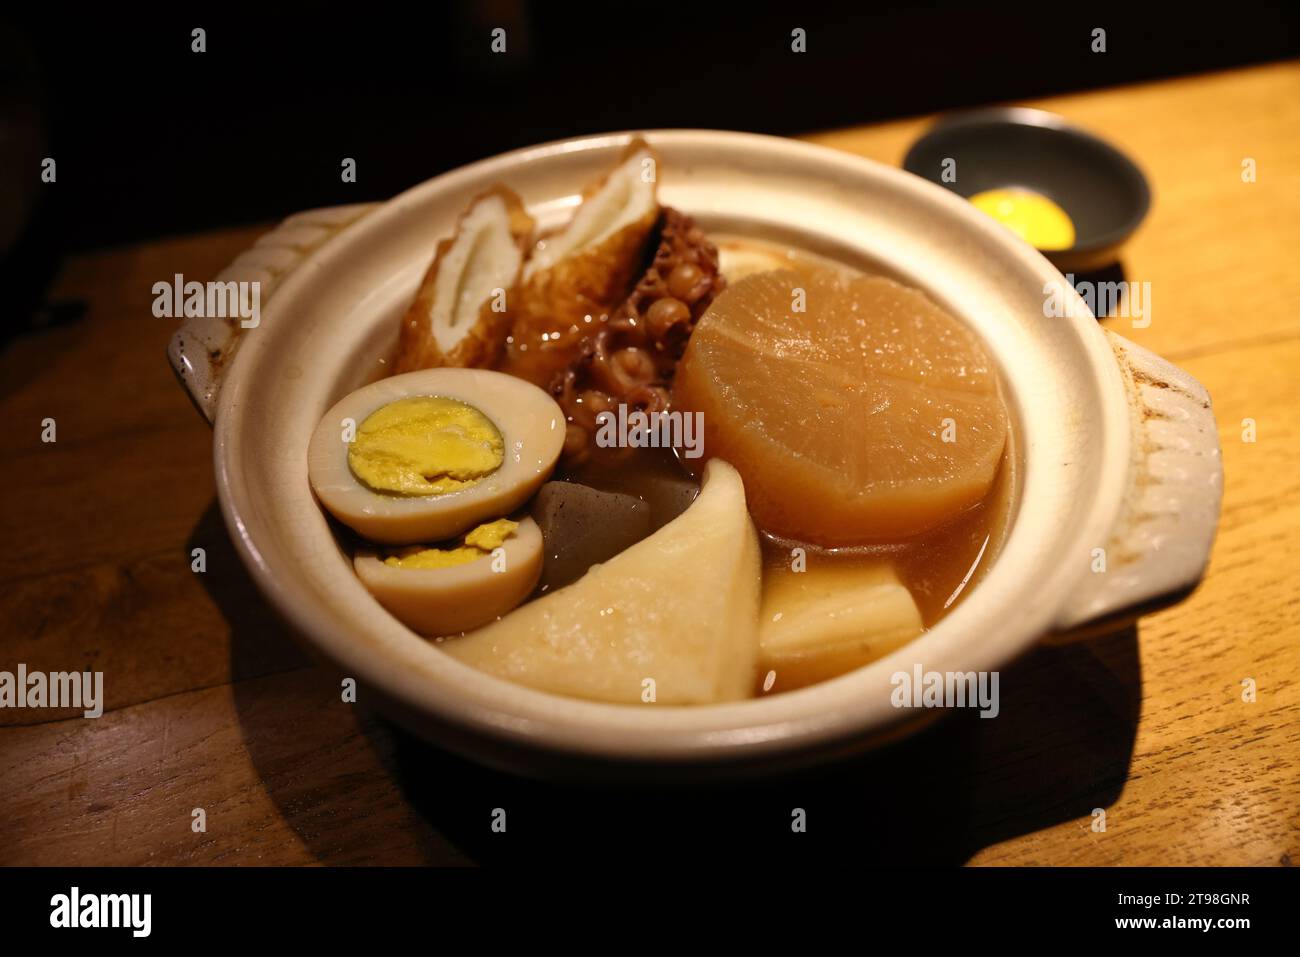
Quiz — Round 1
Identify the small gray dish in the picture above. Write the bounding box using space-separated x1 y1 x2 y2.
903 107 1151 273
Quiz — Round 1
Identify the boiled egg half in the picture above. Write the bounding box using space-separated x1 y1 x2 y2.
307 368 565 544
354 516 544 634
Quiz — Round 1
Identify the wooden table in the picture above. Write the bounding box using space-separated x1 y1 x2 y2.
3 62 1297 867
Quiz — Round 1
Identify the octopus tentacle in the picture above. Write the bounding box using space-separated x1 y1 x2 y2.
550 207 724 463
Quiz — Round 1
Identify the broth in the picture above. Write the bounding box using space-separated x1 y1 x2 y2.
554 233 1018 692
564 440 1016 628
354 228 1018 698
760 444 1016 629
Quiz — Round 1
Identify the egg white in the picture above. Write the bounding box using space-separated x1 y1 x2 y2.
307 368 564 544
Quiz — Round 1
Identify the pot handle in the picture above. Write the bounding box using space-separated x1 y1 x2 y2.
1046 332 1223 642
168 203 379 424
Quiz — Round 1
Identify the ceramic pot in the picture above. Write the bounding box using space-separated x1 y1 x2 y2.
169 131 1221 777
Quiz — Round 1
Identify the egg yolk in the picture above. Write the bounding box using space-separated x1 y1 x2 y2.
382 518 519 569
348 396 504 496
968 188 1076 251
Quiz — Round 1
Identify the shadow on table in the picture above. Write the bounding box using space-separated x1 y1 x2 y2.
1070 261 1127 320
379 626 1141 866
203 492 1140 866
187 502 312 682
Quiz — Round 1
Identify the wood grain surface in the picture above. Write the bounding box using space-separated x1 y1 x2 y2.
1 62 1297 866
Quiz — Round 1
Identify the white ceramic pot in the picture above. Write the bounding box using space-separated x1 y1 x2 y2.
169 131 1221 777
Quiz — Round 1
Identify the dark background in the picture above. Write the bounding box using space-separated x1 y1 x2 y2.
2 2 1298 323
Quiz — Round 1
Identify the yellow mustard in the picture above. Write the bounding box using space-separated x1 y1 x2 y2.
348 396 503 496
969 188 1076 251
383 519 519 570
